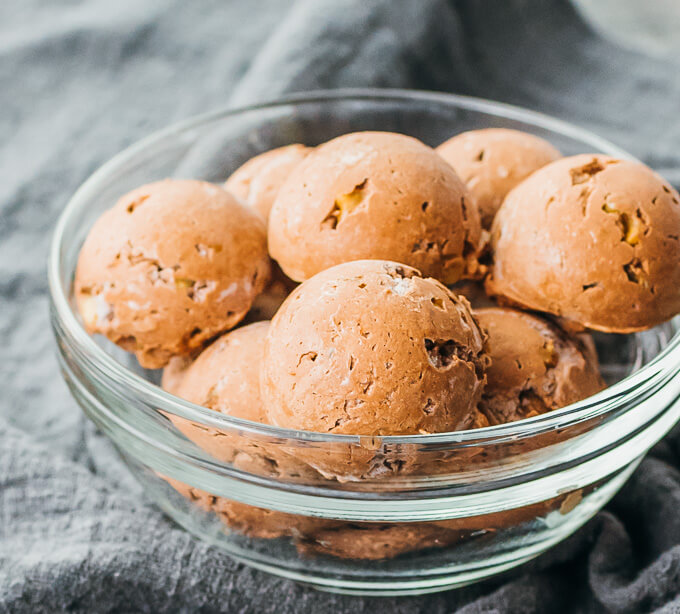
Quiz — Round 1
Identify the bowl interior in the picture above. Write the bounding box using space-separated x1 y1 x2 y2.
49 90 679 447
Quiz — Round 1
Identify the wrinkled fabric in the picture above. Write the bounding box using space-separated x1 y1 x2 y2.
1 1 679 612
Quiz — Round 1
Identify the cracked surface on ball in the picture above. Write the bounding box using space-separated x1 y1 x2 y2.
486 154 680 332
475 307 605 425
262 260 488 436
268 131 483 283
75 179 270 368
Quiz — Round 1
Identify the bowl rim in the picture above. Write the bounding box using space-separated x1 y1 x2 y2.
48 87 680 446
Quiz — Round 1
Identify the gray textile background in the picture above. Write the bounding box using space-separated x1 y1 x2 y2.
1 1 680 612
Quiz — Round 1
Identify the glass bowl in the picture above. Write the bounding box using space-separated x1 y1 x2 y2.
48 89 680 596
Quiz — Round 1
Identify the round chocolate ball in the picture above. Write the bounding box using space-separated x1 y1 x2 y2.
224 144 310 222
75 179 270 367
268 132 483 283
162 321 316 481
437 128 560 229
475 307 605 425
262 260 488 436
486 154 680 332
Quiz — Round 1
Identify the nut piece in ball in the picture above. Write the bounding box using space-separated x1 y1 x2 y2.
268 132 483 283
475 308 605 425
224 144 310 222
262 260 488 436
75 179 270 368
486 154 680 332
437 128 561 229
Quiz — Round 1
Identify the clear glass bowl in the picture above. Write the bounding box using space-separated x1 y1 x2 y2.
48 89 680 596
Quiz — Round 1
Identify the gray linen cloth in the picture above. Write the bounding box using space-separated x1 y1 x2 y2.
2 1 680 611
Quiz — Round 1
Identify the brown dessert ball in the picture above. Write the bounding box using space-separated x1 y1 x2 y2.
162 323 329 541
162 321 316 481
165 477 339 540
224 144 310 222
435 488 585 534
437 128 561 229
169 476 467 560
295 522 466 560
75 179 270 368
262 260 488 437
166 321 269 424
474 308 605 425
486 154 680 332
268 132 483 283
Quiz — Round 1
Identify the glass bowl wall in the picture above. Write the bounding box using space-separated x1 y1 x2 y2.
49 90 680 595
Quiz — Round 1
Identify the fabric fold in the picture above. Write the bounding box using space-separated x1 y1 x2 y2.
2 0 680 611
